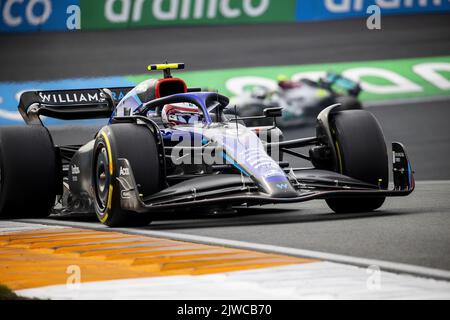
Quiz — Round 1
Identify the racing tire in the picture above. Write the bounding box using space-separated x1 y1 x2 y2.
93 123 161 227
0 126 59 218
335 96 362 111
325 110 388 213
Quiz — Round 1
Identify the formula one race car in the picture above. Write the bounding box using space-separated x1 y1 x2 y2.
0 64 414 227
230 72 362 127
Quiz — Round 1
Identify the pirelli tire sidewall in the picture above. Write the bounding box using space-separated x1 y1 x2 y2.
0 126 59 218
93 123 161 227
93 136 112 222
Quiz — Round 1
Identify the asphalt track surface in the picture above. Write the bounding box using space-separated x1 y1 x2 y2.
40 180 449 272
2 14 450 274
1 13 450 81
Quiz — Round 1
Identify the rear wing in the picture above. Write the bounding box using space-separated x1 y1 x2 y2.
18 87 134 125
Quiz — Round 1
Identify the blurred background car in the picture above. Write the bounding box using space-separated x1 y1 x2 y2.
228 72 362 127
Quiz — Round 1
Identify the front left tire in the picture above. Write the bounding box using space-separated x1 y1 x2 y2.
93 123 162 227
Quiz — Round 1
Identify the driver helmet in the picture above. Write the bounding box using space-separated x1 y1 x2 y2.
161 103 203 127
277 74 300 90
276 74 289 83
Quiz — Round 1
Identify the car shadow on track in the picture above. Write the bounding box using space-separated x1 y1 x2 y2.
143 208 423 230
47 207 424 230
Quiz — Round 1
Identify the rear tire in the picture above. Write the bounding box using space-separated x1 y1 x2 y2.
0 126 58 218
325 110 388 213
93 123 161 227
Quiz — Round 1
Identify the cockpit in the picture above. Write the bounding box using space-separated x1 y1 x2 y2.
112 63 231 128
114 76 188 118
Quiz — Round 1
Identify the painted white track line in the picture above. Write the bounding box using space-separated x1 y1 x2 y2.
5 221 449 299
117 229 450 282
0 220 66 233
414 180 450 185
15 261 450 300
17 218 450 282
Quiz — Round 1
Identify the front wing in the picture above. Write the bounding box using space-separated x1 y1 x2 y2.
116 142 414 213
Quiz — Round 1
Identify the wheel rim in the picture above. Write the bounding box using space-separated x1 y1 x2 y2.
94 145 110 212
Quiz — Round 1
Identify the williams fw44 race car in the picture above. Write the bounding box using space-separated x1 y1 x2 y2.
0 64 414 227
230 72 363 127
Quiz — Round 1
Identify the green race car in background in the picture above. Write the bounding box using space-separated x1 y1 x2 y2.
229 72 362 127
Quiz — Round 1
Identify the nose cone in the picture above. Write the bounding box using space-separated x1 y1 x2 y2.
187 123 299 198
260 179 298 198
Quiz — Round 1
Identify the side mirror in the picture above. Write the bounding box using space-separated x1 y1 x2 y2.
263 107 283 118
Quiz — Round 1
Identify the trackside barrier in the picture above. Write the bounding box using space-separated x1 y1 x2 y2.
0 0 78 32
296 0 450 22
1 0 450 33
